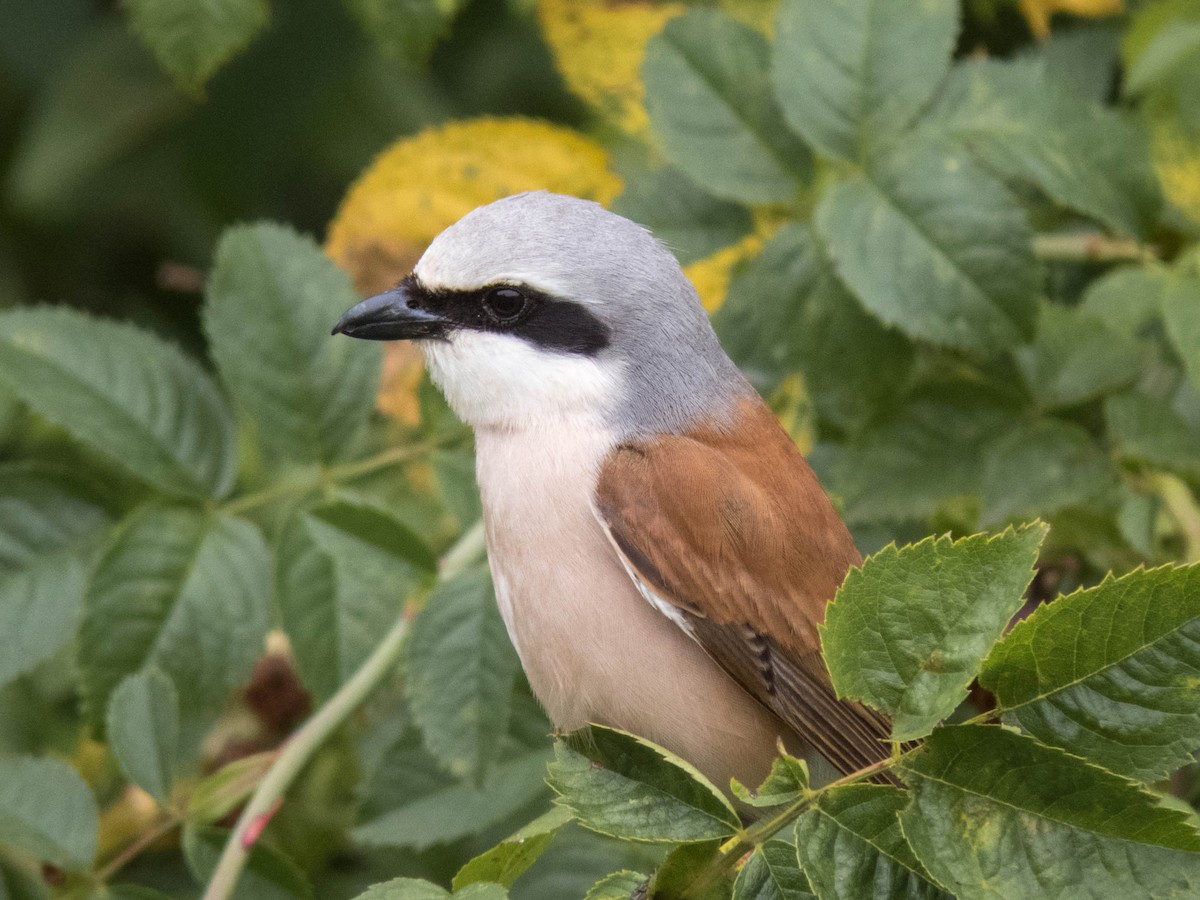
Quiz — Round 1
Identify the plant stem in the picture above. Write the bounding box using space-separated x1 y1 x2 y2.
200 522 487 900
1151 472 1200 563
219 432 466 517
1032 232 1157 264
220 476 320 517
683 754 902 898
324 434 459 482
96 813 180 883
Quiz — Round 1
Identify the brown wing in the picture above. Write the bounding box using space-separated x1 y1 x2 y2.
593 396 892 775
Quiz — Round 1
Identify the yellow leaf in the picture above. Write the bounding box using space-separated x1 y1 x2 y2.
538 0 683 135
683 231 765 313
326 116 622 423
768 373 815 455
1018 0 1123 39
682 205 787 312
1152 118 1200 224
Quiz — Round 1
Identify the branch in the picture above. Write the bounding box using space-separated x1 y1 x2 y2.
201 522 487 900
1033 232 1157 264
682 753 906 898
219 431 467 517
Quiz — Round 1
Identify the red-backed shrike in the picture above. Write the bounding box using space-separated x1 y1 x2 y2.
333 192 889 792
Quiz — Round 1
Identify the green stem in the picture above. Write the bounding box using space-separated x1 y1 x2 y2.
219 432 465 517
95 813 180 883
324 433 465 482
201 522 487 900
1150 472 1200 563
683 754 904 898
220 476 320 517
1032 232 1157 264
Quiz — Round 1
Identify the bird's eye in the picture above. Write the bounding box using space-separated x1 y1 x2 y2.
481 287 529 324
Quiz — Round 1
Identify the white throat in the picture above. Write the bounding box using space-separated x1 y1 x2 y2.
420 331 622 431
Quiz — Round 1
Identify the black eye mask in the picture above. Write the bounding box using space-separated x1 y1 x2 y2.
399 274 611 356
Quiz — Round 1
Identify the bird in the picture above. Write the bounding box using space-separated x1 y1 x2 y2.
332 191 891 794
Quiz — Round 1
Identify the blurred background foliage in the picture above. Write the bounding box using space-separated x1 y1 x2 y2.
2 0 1200 897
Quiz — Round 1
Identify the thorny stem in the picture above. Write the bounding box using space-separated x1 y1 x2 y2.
683 753 909 898
201 521 487 900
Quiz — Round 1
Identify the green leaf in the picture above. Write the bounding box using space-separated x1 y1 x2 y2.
794 785 948 900
926 59 1162 237
584 871 647 900
450 885 508 900
648 841 724 899
183 825 312 900
714 224 913 430
79 505 271 728
816 137 1038 355
105 667 179 806
350 881 448 900
185 751 276 825
406 565 520 783
821 523 1045 741
612 166 754 265
346 0 467 65
817 386 1017 525
0 756 98 870
0 307 237 499
124 0 269 94
431 449 482 529
980 420 1115 526
277 498 432 700
1080 267 1168 336
772 0 958 161
353 882 505 900
730 746 809 809
102 887 175 900
1014 304 1146 410
898 725 1200 900
4 27 187 220
1118 488 1160 557
546 725 740 844
981 564 1200 781
1106 392 1200 479
713 223 822 390
205 222 381 465
352 883 451 900
733 840 814 900
1125 20 1200 96
1163 270 1200 395
452 807 572 891
0 467 110 688
353 749 551 851
797 272 915 435
643 9 811 204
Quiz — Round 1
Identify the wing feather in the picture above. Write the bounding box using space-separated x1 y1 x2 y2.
593 397 892 775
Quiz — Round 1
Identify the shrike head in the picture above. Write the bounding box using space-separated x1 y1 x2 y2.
333 191 747 433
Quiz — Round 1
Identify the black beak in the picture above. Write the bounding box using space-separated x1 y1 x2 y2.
331 284 449 340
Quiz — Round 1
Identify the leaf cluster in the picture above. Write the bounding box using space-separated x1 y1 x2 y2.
2 0 1200 898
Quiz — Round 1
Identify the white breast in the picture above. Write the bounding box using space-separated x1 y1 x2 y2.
474 418 790 790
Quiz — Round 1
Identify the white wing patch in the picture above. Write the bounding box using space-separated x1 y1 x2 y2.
592 507 695 637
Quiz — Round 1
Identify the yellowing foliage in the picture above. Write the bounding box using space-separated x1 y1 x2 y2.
684 231 765 313
1018 0 1124 39
326 117 622 423
538 0 683 135
1152 120 1200 224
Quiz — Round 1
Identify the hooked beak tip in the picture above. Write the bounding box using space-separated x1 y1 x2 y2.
331 283 449 341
